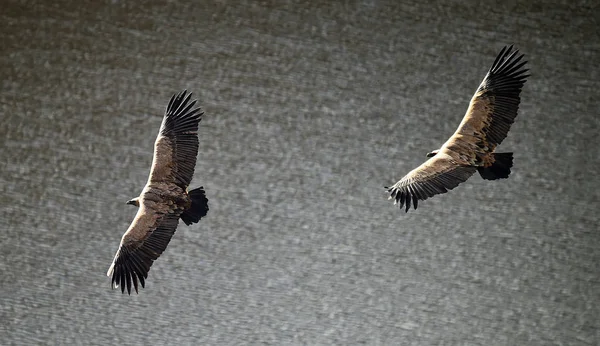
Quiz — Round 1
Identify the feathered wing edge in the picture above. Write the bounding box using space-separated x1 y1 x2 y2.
107 214 181 295
475 45 529 146
157 90 204 189
162 90 204 136
386 155 477 212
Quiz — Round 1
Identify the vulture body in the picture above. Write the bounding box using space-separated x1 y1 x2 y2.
387 45 529 212
107 90 209 294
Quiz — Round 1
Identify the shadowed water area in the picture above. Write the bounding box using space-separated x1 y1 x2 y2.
1 0 599 344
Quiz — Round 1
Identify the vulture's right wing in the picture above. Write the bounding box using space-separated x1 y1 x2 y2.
107 210 181 294
149 90 204 189
455 45 529 148
387 151 477 212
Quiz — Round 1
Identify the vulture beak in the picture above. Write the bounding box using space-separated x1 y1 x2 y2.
426 150 439 158
126 198 139 207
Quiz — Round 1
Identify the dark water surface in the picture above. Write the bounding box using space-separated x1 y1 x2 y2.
1 0 599 344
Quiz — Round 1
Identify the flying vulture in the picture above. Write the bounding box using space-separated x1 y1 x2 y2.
387 45 529 212
107 90 210 294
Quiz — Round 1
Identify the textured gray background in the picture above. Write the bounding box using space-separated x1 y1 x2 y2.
1 0 599 345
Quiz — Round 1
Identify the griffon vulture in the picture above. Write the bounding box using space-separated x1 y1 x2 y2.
107 90 209 294
387 45 529 212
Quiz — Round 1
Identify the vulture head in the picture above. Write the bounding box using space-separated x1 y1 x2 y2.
426 149 439 158
126 197 140 207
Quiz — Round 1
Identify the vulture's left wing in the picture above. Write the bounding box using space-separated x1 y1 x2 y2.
387 151 477 212
149 90 204 189
107 209 181 294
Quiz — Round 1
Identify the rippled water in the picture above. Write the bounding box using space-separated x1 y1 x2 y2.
1 0 599 345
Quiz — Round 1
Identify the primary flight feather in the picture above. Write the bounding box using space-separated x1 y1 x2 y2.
107 90 210 294
387 45 529 212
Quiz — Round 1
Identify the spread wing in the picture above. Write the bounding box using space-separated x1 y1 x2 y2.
149 90 204 189
387 152 477 212
454 45 529 148
107 209 181 294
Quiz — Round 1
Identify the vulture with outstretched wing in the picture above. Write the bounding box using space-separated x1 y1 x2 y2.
387 45 529 212
107 90 209 294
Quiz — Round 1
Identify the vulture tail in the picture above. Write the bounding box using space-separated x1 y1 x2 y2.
478 152 513 180
181 187 209 226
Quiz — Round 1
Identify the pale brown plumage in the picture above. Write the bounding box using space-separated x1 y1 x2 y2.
387 45 529 212
107 90 209 294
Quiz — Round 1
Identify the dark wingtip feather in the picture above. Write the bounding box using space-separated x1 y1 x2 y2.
476 46 529 146
109 247 153 295
125 265 132 295
490 45 510 71
164 90 203 122
488 45 529 81
119 268 126 294
387 185 419 213
160 90 204 144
